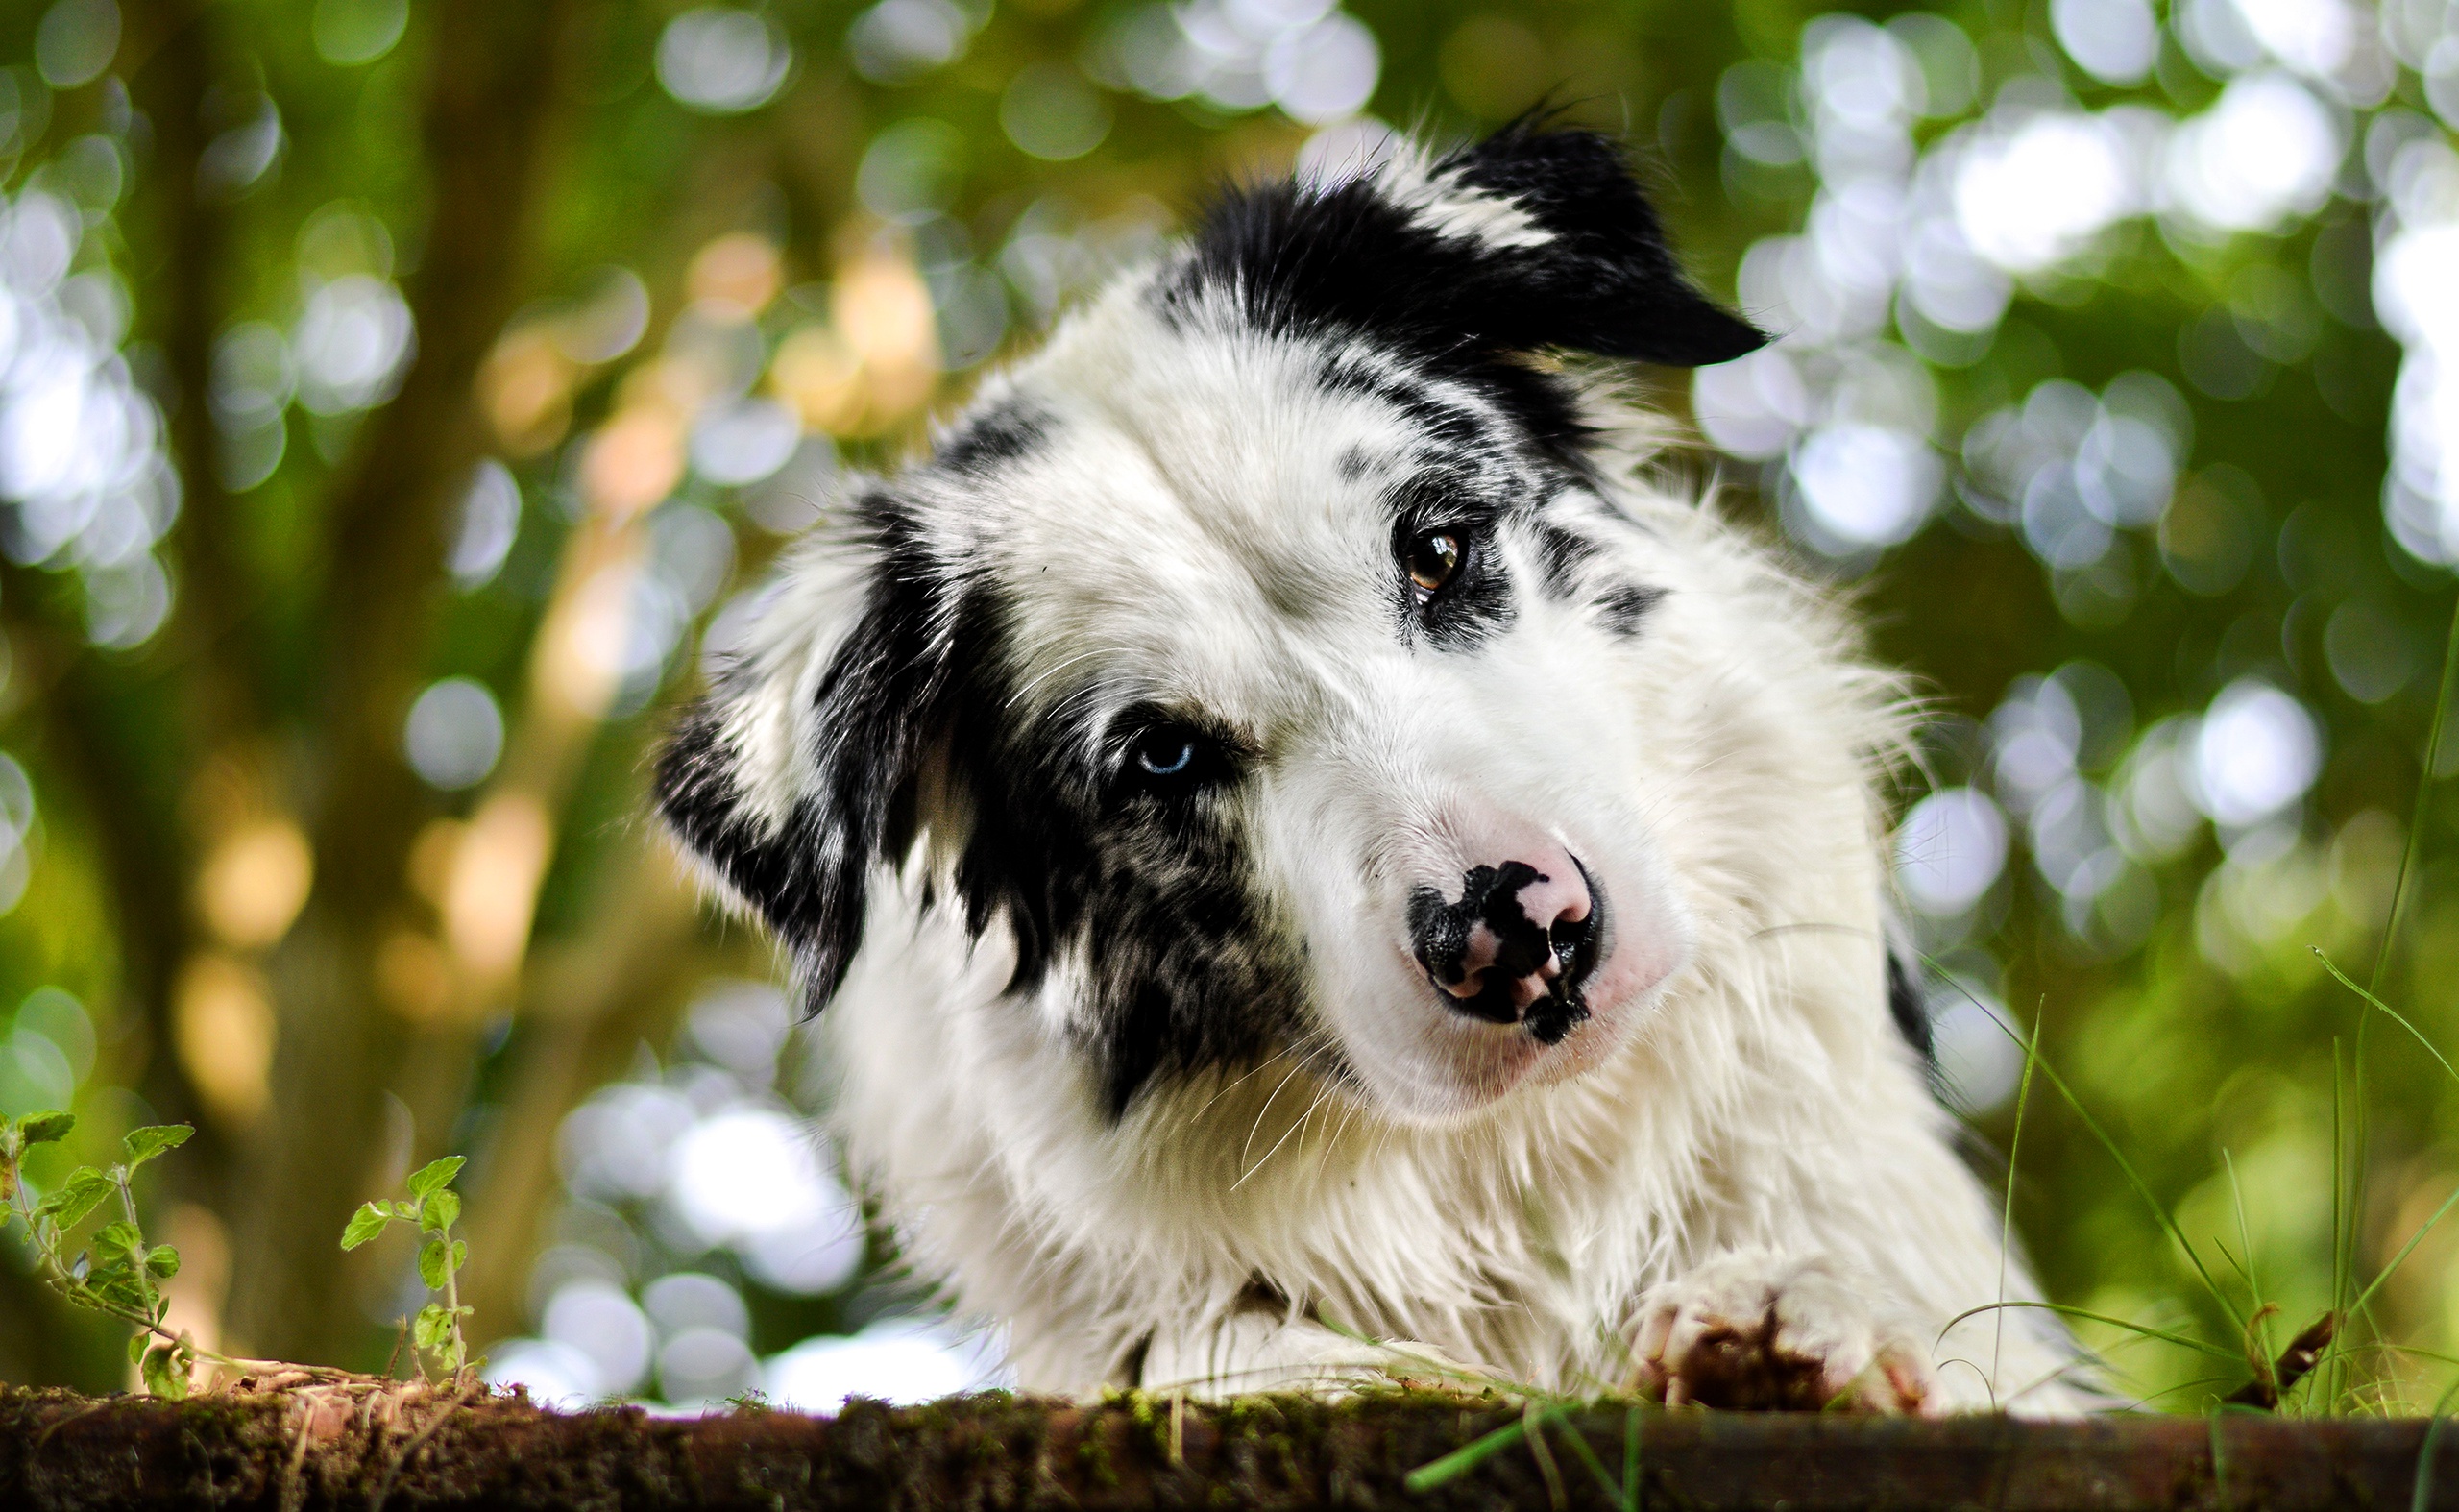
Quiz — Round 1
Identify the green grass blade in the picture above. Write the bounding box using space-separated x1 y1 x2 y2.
2354 586 2459 1416
1925 963 2243 1329
1546 1407 1624 1505
1405 1414 1535 1493
1995 1007 2043 1405
2318 953 2459 1091
2377 582 2459 998
2412 1372 2459 1512
1623 1403 1642 1512
2224 1150 2263 1316
1939 1301 2240 1363
2349 1181 2459 1324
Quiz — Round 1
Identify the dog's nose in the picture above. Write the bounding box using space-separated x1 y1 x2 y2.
1407 849 1597 1033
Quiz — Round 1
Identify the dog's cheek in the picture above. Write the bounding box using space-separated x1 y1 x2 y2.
1076 807 1317 1117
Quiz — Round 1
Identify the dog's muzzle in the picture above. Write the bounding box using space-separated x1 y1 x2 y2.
1405 849 1602 1044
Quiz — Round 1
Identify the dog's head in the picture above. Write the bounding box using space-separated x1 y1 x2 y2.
657 125 1767 1124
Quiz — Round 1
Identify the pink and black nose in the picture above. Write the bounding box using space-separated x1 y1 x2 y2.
1407 852 1600 1043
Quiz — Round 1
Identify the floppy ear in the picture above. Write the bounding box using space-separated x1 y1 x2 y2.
654 508 959 1005
1182 120 1764 368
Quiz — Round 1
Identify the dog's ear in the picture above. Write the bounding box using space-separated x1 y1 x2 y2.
654 507 959 1006
1427 124 1767 366
1184 121 1763 368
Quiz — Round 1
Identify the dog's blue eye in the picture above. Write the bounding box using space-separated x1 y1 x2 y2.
1135 735 1197 777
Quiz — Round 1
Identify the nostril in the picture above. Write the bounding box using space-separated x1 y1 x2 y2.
1410 854 1602 1025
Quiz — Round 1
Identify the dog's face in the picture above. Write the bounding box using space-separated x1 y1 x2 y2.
658 127 1765 1125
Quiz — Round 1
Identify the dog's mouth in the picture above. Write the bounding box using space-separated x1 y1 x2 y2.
1415 856 1607 1045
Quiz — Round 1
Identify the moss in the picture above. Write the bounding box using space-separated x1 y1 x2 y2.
0 1384 2437 1511
1074 1423 1119 1489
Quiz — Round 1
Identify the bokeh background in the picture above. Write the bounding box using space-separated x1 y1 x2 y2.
2 0 2458 1413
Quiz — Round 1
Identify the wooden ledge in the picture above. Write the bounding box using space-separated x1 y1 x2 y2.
1 1385 2448 1510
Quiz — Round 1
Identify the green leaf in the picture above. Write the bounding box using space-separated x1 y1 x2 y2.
88 1220 143 1266
418 1236 450 1291
38 1167 116 1228
141 1342 189 1401
19 1110 75 1145
127 1331 150 1366
413 1303 455 1352
92 1268 152 1313
144 1244 181 1279
406 1156 465 1200
451 1239 468 1277
340 1202 391 1251
421 1188 460 1234
120 1125 193 1170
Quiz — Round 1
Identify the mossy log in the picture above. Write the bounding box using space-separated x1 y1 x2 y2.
2 1384 2453 1511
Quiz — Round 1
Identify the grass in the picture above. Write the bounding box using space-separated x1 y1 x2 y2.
1925 585 2459 1421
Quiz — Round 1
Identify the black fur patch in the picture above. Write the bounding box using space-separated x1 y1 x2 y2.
1886 951 1936 1067
937 402 1049 476
1595 582 1666 635
1161 122 1763 460
659 497 1315 1116
944 686 1310 1117
656 487 970 1001
1532 519 1600 598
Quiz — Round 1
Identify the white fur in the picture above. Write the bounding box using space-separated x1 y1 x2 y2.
689 155 2090 1415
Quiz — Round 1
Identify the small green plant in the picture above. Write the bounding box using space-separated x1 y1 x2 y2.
1 1111 201 1397
342 1156 475 1377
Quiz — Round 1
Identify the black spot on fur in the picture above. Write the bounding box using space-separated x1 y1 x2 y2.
656 487 971 1004
1887 950 1936 1068
1313 353 1494 455
1161 121 1763 470
1596 582 1666 635
945 682 1309 1115
660 501 1315 1116
937 402 1049 476
1532 520 1599 598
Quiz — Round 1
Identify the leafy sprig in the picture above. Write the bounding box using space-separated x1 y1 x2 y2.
2 1110 199 1397
342 1156 475 1376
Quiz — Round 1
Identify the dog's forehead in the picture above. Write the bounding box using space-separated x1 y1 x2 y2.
939 314 1489 725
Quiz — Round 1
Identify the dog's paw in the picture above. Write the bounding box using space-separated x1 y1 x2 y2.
1630 1249 1933 1413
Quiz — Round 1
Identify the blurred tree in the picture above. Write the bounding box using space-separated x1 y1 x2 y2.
0 0 2453 1415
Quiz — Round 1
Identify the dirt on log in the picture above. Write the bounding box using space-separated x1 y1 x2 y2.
3 1384 2456 1511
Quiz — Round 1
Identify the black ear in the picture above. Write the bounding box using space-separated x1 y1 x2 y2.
1175 121 1764 369
1441 124 1767 366
654 510 959 1007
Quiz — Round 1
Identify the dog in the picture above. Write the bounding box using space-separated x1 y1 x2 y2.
656 123 2086 1412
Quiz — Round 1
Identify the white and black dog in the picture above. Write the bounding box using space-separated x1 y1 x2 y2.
657 124 2085 1412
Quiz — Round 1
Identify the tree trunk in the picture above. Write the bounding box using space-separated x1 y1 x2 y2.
222 0 590 1369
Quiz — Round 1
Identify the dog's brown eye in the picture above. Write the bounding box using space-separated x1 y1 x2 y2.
1405 530 1464 596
